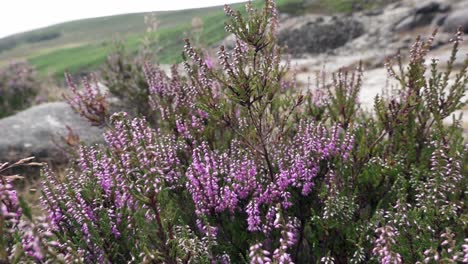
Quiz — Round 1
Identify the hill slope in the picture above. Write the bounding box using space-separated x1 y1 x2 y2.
0 0 302 78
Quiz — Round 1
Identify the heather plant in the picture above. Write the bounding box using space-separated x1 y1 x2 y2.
0 61 40 118
99 41 157 122
0 158 60 263
4 1 468 263
99 14 161 123
63 73 109 127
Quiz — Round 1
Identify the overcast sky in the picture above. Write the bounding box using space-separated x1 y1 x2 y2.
0 0 247 38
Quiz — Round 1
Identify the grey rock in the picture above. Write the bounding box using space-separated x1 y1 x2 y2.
442 7 468 33
394 1 450 32
433 13 448 26
394 12 436 32
415 1 441 14
394 15 418 32
364 8 384 16
219 34 237 51
0 102 104 163
278 16 364 56
279 13 290 21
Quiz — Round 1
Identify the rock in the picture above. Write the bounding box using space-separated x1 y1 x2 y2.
433 13 448 26
219 33 236 51
364 8 384 16
414 1 441 14
442 7 468 33
394 1 450 32
278 16 364 56
394 15 419 32
0 102 104 164
279 13 290 21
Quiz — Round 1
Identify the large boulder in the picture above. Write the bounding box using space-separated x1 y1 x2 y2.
0 102 104 164
278 16 365 56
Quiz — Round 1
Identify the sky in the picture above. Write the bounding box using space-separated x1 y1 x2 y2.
0 0 247 38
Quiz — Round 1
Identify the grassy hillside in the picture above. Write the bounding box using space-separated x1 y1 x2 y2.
0 0 302 79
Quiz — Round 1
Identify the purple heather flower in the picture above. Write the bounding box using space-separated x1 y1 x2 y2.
0 179 22 228
205 57 214 69
246 200 262 232
249 242 272 264
372 225 402 264
64 73 108 126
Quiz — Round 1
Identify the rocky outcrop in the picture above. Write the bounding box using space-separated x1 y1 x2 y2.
394 1 450 32
0 102 104 164
278 16 364 56
218 0 467 58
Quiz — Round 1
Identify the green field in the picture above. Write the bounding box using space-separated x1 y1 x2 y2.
0 0 303 79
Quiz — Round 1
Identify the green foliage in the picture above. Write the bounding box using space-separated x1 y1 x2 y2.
99 40 154 120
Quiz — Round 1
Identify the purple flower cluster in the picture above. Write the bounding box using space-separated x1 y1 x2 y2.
422 230 467 263
186 142 257 216
40 113 184 262
416 142 464 215
278 122 353 198
19 218 57 262
144 64 194 118
272 215 298 263
0 178 21 227
185 121 353 236
144 62 210 140
249 243 272 264
105 113 182 188
42 153 108 262
373 225 402 264
248 211 299 264
251 123 351 232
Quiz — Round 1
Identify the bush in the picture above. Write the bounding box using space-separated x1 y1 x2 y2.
2 1 467 263
99 14 161 123
0 62 40 118
0 39 18 54
99 42 156 122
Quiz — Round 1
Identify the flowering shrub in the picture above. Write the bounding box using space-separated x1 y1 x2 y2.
99 13 160 123
0 61 40 118
99 42 156 122
2 1 467 263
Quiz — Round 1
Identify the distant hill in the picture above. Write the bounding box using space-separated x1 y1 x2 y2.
0 0 303 78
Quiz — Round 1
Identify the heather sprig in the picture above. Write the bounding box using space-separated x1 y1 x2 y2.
378 28 467 160
63 73 109 126
0 158 64 263
372 225 402 264
421 229 466 263
327 63 363 130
